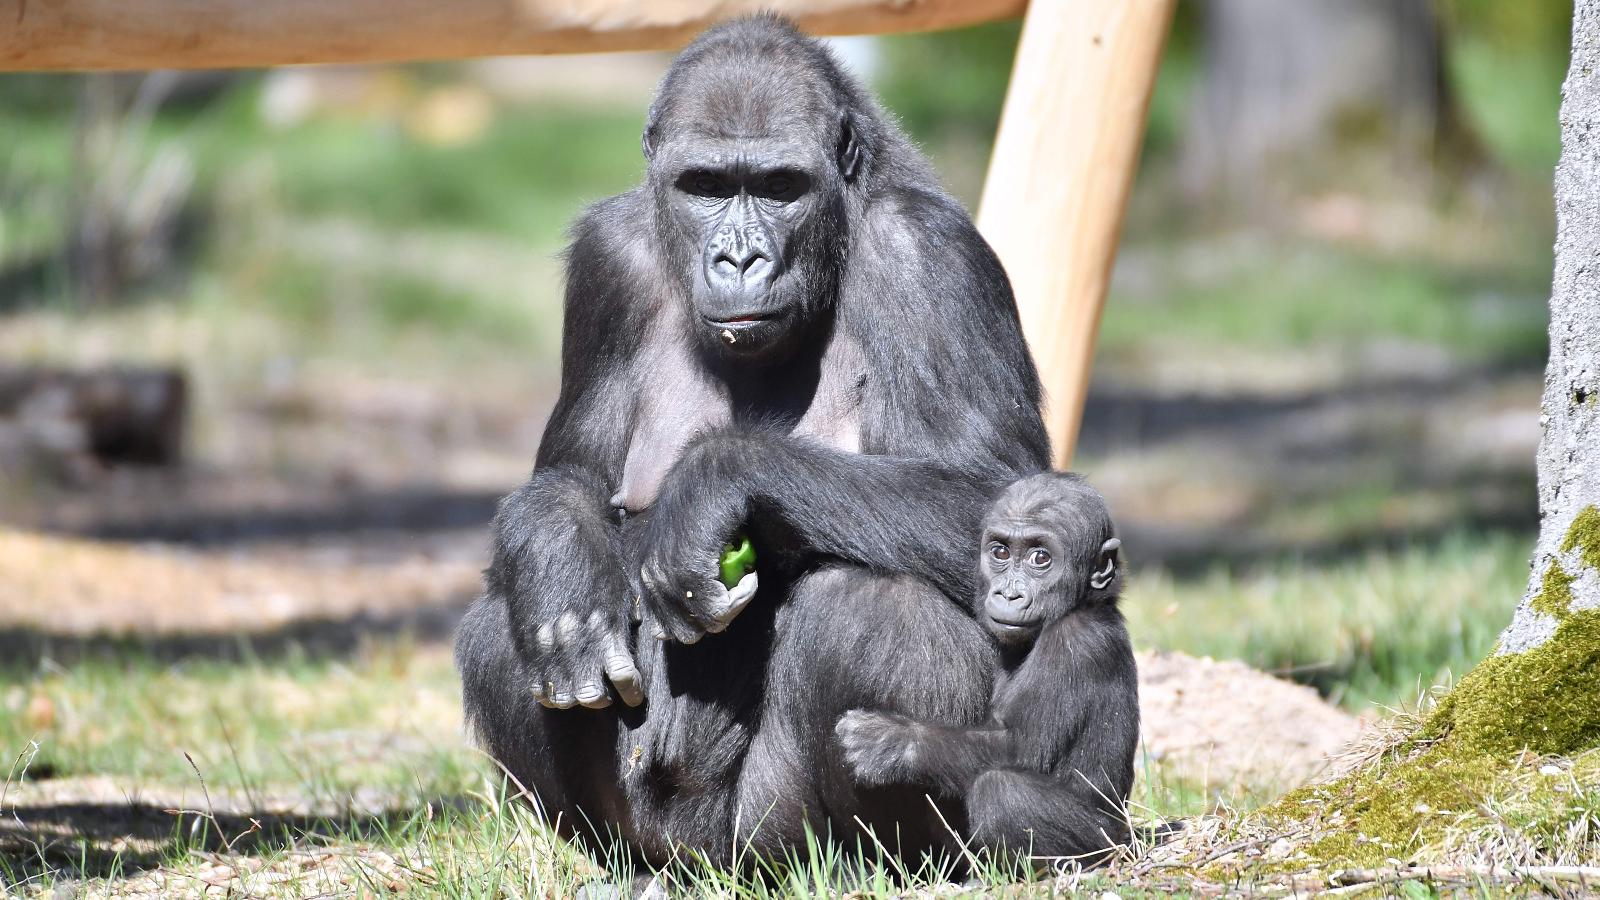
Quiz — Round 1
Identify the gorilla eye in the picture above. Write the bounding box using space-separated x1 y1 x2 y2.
678 171 732 198
1027 548 1051 568
988 542 1010 562
758 170 810 202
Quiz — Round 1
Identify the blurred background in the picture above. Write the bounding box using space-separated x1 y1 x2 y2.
0 0 1575 889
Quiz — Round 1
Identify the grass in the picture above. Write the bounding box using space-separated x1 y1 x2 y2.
0 531 1536 895
0 639 1189 896
1100 241 1551 367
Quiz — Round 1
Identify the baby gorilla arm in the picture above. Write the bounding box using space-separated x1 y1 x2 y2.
835 709 1018 797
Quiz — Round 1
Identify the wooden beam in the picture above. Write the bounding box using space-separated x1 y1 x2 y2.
0 0 1024 71
976 0 1174 468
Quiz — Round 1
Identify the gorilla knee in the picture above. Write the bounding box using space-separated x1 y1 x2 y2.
968 770 1127 866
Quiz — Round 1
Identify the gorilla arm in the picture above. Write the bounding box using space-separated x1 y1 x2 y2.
488 197 651 709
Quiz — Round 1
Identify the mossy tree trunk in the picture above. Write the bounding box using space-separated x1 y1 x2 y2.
1415 0 1600 764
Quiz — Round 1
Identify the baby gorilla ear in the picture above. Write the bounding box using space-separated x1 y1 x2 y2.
1088 537 1122 594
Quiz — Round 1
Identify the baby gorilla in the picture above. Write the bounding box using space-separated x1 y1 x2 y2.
835 472 1138 867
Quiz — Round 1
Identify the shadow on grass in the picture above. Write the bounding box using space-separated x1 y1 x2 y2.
0 794 466 886
0 596 469 671
63 487 503 547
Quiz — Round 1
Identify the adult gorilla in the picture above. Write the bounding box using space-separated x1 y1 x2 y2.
455 14 1048 868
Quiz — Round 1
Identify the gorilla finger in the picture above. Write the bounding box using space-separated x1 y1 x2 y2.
835 709 868 736
707 572 758 632
643 587 704 643
669 618 704 644
574 681 613 709
547 689 577 709
604 649 645 707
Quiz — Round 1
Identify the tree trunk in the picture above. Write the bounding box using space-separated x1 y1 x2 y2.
1179 0 1471 206
1498 0 1600 655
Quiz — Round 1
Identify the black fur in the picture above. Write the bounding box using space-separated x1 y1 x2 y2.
836 473 1139 868
454 14 1048 868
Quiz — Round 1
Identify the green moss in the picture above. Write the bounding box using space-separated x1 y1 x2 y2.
1267 609 1600 869
1446 609 1600 756
1560 504 1600 572
1529 561 1576 619
1273 740 1503 867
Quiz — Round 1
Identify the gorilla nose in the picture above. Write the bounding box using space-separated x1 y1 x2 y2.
713 247 770 279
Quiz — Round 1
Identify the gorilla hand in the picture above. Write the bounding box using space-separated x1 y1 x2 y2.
836 710 924 787
526 601 645 710
492 469 647 711
635 472 758 644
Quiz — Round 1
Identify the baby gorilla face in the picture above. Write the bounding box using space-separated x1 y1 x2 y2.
978 474 1121 647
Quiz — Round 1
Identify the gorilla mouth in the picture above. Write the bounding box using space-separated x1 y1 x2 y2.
987 614 1043 630
707 314 771 328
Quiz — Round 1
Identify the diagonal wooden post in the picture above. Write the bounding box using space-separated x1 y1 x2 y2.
976 0 1176 468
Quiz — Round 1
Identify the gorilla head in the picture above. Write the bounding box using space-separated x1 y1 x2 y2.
978 473 1123 647
641 16 877 362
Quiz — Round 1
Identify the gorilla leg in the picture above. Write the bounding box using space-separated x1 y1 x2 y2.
734 566 997 860
967 769 1131 868
456 594 636 851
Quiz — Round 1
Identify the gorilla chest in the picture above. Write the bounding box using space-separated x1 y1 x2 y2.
617 341 866 512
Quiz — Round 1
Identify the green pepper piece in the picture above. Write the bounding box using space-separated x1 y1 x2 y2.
718 534 757 588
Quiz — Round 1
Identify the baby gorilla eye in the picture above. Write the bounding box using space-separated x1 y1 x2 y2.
988 542 1010 562
1027 548 1051 568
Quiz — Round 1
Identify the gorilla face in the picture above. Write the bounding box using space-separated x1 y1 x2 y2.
979 526 1075 646
643 57 859 363
977 475 1122 648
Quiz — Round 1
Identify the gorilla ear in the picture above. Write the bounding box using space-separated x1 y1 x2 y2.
642 101 663 161
1089 538 1121 591
642 121 660 161
836 111 863 181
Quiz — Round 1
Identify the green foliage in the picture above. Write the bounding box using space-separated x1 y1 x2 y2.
0 642 470 797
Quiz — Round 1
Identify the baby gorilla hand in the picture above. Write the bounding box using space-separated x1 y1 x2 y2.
527 608 644 710
835 709 924 787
